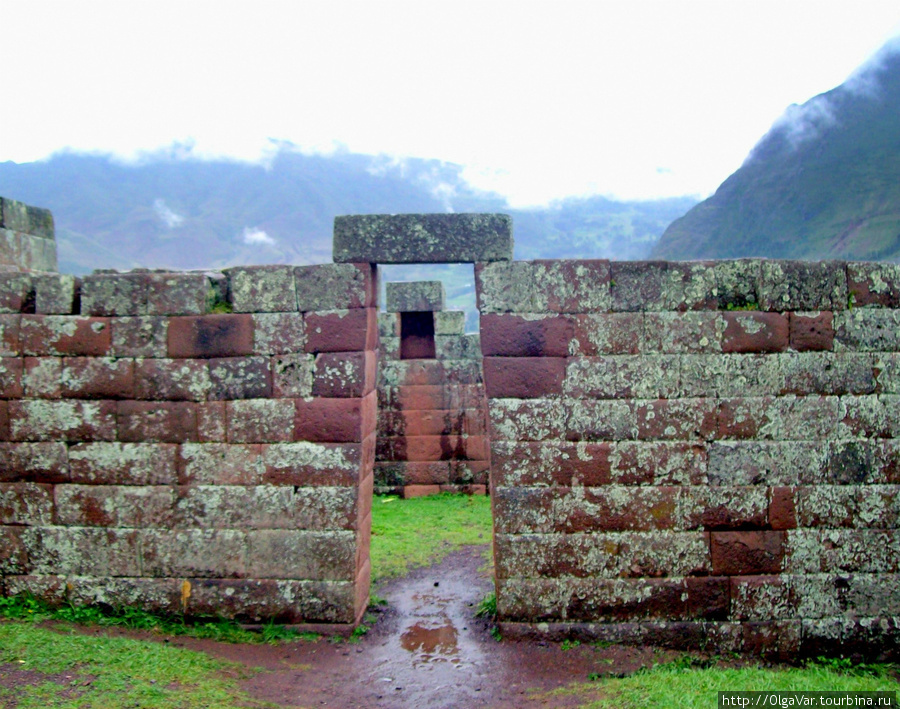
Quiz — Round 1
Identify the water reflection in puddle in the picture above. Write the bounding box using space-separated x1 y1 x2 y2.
400 620 460 665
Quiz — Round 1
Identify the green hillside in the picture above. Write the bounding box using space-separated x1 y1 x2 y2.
653 41 900 261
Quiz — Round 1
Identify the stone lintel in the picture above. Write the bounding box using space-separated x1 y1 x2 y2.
333 213 513 264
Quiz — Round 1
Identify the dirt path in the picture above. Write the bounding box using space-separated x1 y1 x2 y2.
171 546 682 708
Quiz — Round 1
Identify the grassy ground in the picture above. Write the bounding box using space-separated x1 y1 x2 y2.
369 492 493 580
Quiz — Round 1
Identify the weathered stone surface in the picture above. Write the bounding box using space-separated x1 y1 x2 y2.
82 272 212 317
569 313 643 355
0 197 55 239
208 356 272 400
834 309 900 351
435 334 482 360
68 442 178 485
610 261 717 312
244 529 357 580
168 314 254 359
312 351 375 398
385 280 445 312
251 312 305 355
434 311 466 335
272 353 315 398
20 315 111 356
0 230 57 273
10 400 117 442
305 309 376 354
61 357 134 399
33 274 77 314
55 485 175 527
476 260 610 313
0 272 33 313
22 357 61 399
759 261 848 311
294 263 376 311
116 401 197 443
228 266 296 312
847 261 900 308
334 213 512 263
484 357 566 398
135 359 211 401
111 317 168 358
0 482 53 525
0 442 68 482
722 312 789 353
790 311 834 351
226 399 295 443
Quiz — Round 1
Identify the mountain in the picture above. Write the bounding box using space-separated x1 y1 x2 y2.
653 40 900 261
0 148 694 276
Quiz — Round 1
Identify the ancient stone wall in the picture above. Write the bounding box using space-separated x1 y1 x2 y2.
375 281 489 497
477 259 900 659
0 263 377 628
0 197 57 273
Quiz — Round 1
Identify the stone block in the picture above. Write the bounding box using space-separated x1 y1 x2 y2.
730 576 791 621
707 441 826 486
476 260 610 313
434 310 466 335
178 442 264 485
569 313 644 355
483 357 566 398
305 308 376 354
610 261 717 312
834 309 900 351
68 442 178 485
489 397 567 441
228 265 297 312
10 399 117 442
378 408 486 437
111 317 168 357
0 314 20 356
480 313 573 357
294 263 377 311
140 528 247 578
789 311 834 351
0 357 23 398
252 312 305 355
374 461 450 486
377 435 488 462
61 357 135 399
385 280 445 312
403 484 442 498
609 441 708 486
434 334 482 360
144 272 214 316
312 351 375 398
33 274 77 314
80 273 145 316
683 486 769 530
847 261 900 308
722 312 789 353
294 392 376 443
244 529 357 580
0 400 7 440
566 398 636 442
769 487 797 530
759 261 848 311
272 353 315 398
490 441 610 487
643 312 723 353
0 442 68 482
777 352 874 396
226 399 295 443
380 384 484 411
838 395 890 439
208 356 272 400
260 440 367 487
0 526 28 575
19 315 111 356
334 213 512 263
710 531 785 575
712 260 762 310
55 484 175 527
134 358 211 401
168 314 254 359
564 355 680 399
24 526 142 576
197 401 227 442
634 398 718 441
378 312 400 338
0 272 33 313
0 197 55 238
0 482 53 524
116 401 197 443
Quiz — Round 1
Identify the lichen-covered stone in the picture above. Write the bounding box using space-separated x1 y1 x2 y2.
385 280 445 312
228 266 296 313
0 197 55 239
434 311 466 335
476 260 610 313
334 213 512 263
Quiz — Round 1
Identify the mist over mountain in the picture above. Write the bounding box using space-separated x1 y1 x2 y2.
653 40 900 261
0 148 695 276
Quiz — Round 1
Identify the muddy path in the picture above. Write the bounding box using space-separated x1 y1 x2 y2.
171 545 686 708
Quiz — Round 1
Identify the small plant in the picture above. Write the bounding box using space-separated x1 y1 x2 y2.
490 626 502 642
208 300 233 314
588 672 601 681
725 300 760 311
561 639 581 651
475 592 497 619
807 655 897 679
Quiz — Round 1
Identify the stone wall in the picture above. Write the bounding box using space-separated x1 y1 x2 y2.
375 281 489 497
0 198 57 273
0 263 377 627
477 259 900 659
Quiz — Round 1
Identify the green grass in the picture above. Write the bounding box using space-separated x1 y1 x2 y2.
369 492 493 580
548 657 900 708
0 622 277 708
0 594 318 644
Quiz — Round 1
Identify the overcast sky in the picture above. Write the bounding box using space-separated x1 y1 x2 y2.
2 1 899 206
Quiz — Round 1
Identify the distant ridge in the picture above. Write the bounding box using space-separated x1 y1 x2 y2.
0 149 694 276
653 40 900 261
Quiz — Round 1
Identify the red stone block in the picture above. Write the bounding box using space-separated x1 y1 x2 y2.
570 313 643 355
305 308 376 354
10 400 117 442
403 484 441 498
0 314 21 355
312 351 376 398
294 392 375 443
385 462 450 485
717 398 772 439
480 314 573 357
226 399 295 443
379 409 487 437
208 356 272 400
167 314 254 359
0 401 8 441
686 576 730 620
197 402 227 442
117 401 198 443
711 531 785 575
722 312 789 353
379 435 489 462
61 357 135 399
789 312 834 351
483 357 566 398
491 441 610 487
0 357 23 398
635 399 718 441
450 459 490 485
135 359 210 401
20 315 112 356
23 357 62 398
769 487 797 530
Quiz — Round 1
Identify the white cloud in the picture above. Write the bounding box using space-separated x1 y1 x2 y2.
242 227 275 246
153 198 184 228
